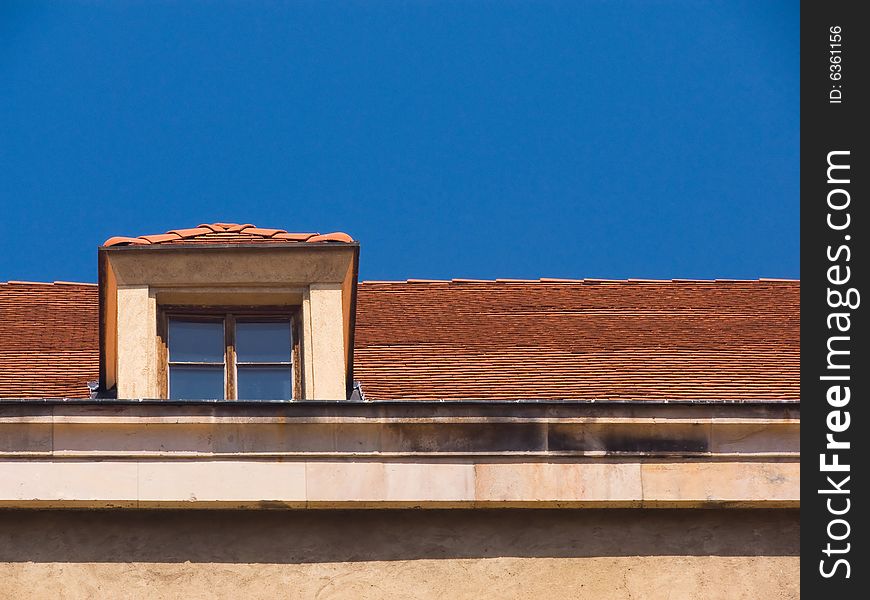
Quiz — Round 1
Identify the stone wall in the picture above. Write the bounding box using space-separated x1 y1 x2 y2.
0 509 799 599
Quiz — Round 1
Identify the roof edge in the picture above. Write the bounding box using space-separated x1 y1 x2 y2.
360 277 800 285
0 397 800 406
1 281 97 286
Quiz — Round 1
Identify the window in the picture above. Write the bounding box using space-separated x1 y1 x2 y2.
160 309 301 400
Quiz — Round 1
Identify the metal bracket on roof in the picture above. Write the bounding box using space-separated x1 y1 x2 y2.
349 380 366 402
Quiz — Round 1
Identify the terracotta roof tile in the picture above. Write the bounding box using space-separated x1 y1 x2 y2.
353 280 800 402
221 223 254 233
0 278 799 402
139 233 182 244
169 227 213 239
239 226 286 237
102 236 149 247
273 233 317 241
539 278 584 283
0 282 98 399
102 223 354 247
307 232 355 243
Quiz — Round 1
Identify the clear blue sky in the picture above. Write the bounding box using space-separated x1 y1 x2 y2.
1 1 798 282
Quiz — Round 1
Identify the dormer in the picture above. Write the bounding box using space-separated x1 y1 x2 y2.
98 223 359 400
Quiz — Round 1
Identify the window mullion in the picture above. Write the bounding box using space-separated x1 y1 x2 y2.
225 314 236 400
292 314 301 401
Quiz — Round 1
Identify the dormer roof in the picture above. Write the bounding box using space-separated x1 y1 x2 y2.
103 223 354 247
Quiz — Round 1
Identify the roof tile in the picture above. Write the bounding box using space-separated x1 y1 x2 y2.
102 223 354 247
223 223 254 233
273 232 317 241
197 223 226 232
307 232 354 243
139 233 182 244
0 278 799 402
103 236 150 247
239 227 286 237
353 280 800 402
0 282 98 399
169 227 213 239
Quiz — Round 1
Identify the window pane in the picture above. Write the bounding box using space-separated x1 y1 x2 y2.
237 366 292 400
168 319 224 363
169 365 224 399
236 321 292 363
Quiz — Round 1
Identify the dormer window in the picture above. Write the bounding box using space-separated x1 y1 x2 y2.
164 311 300 400
99 223 358 401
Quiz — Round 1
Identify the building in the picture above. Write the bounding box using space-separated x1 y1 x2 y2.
0 224 799 599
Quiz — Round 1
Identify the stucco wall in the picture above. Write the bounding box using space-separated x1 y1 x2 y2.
0 509 798 599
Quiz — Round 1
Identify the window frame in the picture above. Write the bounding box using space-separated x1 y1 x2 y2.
158 305 303 400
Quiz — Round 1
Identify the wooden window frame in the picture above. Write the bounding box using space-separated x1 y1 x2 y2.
158 305 303 400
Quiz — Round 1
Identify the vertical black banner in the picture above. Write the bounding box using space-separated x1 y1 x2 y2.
802 1 868 596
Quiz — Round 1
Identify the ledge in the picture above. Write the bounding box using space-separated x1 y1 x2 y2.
0 459 798 510
0 398 801 406
0 400 799 458
0 400 799 509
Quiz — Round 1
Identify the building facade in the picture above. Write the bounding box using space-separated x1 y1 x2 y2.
0 224 799 599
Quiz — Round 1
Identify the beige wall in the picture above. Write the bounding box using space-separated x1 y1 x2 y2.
0 403 799 597
115 285 158 398
306 283 347 400
0 509 799 599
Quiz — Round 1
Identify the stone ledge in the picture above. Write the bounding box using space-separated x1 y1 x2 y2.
0 458 799 509
0 401 799 459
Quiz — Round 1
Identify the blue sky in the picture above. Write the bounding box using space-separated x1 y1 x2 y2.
1 1 798 282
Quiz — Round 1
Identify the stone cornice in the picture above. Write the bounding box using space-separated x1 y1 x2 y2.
0 400 799 509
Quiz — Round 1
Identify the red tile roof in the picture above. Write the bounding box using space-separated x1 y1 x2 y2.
103 223 354 247
0 279 799 401
354 279 799 401
0 282 98 399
